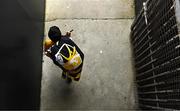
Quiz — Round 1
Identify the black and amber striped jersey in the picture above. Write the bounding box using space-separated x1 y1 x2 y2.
48 36 84 75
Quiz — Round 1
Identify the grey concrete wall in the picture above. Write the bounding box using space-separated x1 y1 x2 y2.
41 0 136 110
175 0 180 32
17 0 45 20
0 0 44 109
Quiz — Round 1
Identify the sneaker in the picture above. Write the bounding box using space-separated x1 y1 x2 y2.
66 77 72 84
62 71 67 79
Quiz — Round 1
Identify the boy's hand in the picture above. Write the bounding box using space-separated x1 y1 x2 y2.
66 32 71 37
44 46 52 58
66 29 73 37
44 50 51 58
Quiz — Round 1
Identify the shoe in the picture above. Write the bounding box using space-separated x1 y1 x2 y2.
66 77 72 84
62 71 67 79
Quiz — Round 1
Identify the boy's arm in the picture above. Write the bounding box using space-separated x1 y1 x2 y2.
65 29 73 37
45 51 52 58
44 46 53 58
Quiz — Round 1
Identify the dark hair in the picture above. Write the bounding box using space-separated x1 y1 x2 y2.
48 26 61 42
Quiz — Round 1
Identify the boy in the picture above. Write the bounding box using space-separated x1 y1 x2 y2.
44 26 84 83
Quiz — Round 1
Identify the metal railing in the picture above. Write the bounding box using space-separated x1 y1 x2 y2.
131 0 180 110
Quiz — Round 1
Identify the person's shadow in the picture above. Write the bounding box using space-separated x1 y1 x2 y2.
56 79 79 109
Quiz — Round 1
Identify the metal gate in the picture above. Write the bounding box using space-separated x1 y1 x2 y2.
131 0 180 110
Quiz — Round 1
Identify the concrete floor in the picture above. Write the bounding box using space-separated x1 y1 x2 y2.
41 0 136 110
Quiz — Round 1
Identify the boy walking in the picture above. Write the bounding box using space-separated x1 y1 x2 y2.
44 26 84 83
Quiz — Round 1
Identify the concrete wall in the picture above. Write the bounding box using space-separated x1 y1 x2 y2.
175 0 180 31
41 0 136 110
0 0 44 109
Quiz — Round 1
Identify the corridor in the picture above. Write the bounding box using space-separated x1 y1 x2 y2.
41 0 136 110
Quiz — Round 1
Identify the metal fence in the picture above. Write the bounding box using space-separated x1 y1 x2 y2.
131 0 180 110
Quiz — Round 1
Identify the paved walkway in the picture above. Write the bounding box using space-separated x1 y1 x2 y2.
41 0 136 110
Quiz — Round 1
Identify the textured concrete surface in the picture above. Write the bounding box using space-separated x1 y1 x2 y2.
41 0 136 110
45 0 134 21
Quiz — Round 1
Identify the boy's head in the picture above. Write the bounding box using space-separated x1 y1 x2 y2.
48 26 61 42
